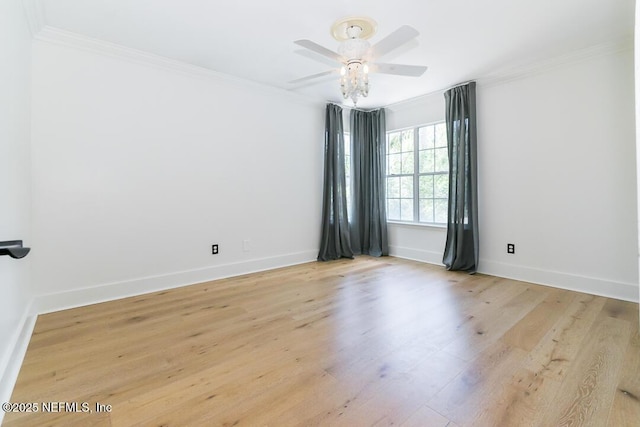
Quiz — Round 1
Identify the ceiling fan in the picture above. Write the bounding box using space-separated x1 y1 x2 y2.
290 17 428 105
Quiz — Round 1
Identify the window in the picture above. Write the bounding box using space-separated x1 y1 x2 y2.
344 132 352 217
386 122 449 224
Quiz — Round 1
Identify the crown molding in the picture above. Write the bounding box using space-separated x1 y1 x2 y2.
35 27 230 80
479 37 633 88
35 26 230 79
21 0 45 37
31 22 631 110
385 37 633 110
33 26 323 108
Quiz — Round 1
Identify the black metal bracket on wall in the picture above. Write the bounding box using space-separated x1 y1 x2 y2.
0 240 31 259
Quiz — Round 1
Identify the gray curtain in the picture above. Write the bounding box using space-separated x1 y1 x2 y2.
318 104 354 261
442 82 479 272
350 108 389 257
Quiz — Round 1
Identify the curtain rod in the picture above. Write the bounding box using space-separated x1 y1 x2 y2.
325 102 383 112
443 80 476 92
328 80 479 111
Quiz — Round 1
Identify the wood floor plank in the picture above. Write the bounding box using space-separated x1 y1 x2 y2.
521 294 609 381
468 374 563 427
467 293 608 427
607 330 640 427
4 257 639 427
600 298 640 427
539 316 632 426
426 340 530 425
441 285 548 361
501 286 576 352
400 405 454 427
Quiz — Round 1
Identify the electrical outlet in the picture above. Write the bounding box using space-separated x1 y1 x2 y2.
212 244 219 255
243 239 250 252
507 243 515 254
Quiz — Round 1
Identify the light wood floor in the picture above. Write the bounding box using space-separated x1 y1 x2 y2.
4 257 640 426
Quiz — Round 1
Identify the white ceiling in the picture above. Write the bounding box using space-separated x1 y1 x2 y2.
36 0 634 108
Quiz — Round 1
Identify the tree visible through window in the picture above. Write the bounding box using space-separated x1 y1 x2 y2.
386 123 449 224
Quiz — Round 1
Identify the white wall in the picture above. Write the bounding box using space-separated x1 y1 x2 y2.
479 48 637 301
0 0 35 408
385 47 638 302
30 34 325 311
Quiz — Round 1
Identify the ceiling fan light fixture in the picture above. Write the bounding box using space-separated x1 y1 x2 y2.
340 60 369 106
331 17 377 106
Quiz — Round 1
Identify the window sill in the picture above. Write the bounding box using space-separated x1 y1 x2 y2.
387 220 447 230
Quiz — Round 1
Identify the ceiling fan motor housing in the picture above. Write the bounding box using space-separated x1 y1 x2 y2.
338 37 370 61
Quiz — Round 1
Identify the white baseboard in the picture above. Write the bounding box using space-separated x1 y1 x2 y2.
0 303 37 425
34 250 318 314
478 259 639 303
389 249 638 303
389 245 444 266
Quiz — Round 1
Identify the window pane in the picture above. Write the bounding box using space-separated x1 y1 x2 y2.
435 147 448 172
388 153 402 175
388 132 401 154
419 175 434 198
419 199 434 223
419 126 434 150
401 130 414 152
400 176 413 198
387 199 400 220
344 134 351 217
401 152 414 174
434 199 448 223
419 149 434 173
434 174 448 198
400 199 414 221
386 176 400 198
435 123 447 147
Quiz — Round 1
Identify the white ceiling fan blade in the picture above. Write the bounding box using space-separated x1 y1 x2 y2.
372 63 428 77
294 40 343 63
288 70 337 87
371 25 420 59
294 49 341 68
